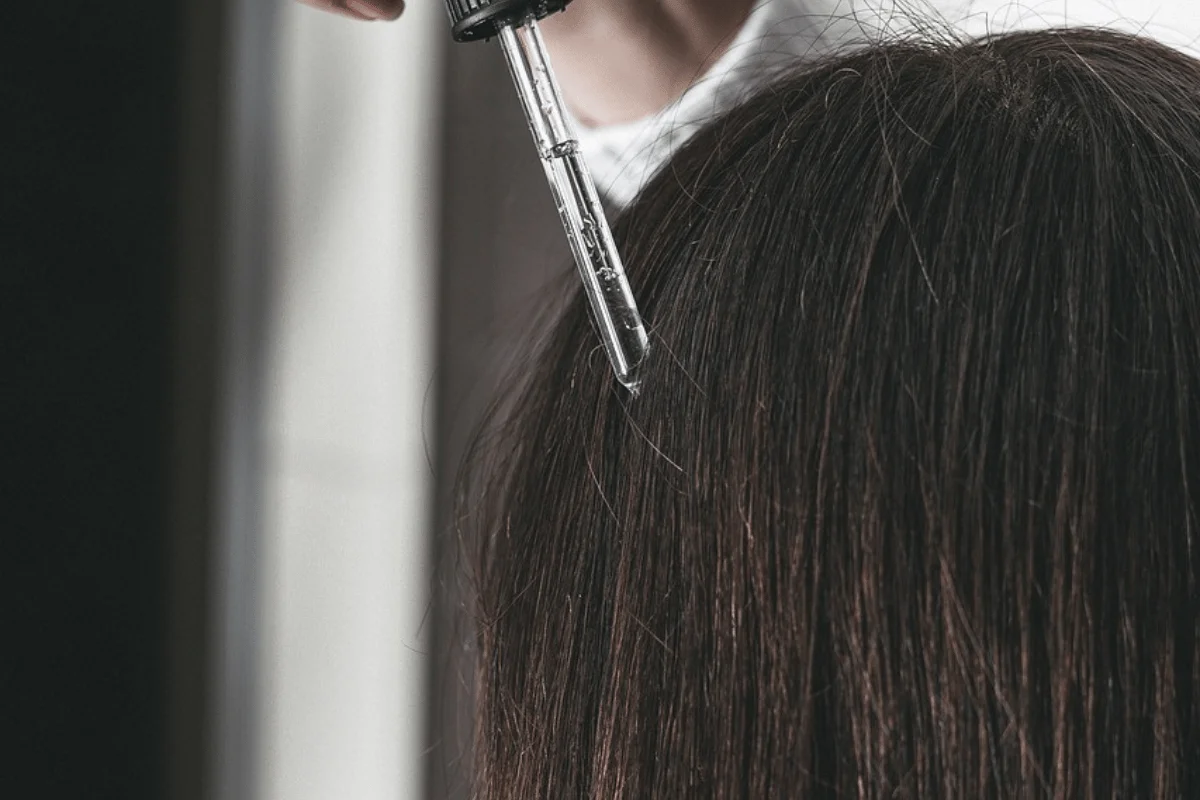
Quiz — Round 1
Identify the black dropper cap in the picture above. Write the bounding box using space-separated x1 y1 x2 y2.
444 0 572 42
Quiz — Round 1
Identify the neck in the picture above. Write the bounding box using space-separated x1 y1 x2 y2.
540 0 755 127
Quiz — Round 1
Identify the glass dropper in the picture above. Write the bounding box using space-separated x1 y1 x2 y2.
497 20 650 392
444 0 651 392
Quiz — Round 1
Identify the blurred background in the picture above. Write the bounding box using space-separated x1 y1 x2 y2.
7 1 567 798
12 2 1197 799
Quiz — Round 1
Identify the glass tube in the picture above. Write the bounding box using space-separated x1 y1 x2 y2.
497 20 651 393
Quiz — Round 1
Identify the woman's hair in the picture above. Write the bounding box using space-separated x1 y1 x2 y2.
462 28 1200 798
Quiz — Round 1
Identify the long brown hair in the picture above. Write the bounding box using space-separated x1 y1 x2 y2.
462 28 1200 798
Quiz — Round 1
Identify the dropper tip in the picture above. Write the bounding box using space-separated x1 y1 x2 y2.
617 371 642 397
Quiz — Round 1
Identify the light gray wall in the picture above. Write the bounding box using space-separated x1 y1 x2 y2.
256 5 441 800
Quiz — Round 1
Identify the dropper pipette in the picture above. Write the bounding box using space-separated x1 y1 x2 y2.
443 0 651 392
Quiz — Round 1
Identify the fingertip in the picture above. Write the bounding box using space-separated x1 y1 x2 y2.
345 0 404 20
328 5 374 21
381 0 405 20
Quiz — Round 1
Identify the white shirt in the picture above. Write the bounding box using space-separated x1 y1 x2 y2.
576 0 1200 207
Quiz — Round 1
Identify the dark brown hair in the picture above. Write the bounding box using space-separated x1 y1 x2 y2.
462 28 1200 798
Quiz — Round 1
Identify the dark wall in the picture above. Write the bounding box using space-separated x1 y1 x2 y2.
5 5 182 798
427 34 573 800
